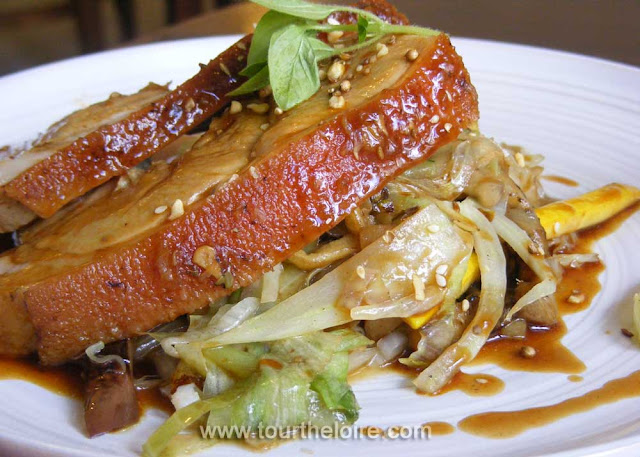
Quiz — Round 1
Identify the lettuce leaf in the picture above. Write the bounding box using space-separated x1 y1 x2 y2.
143 330 370 457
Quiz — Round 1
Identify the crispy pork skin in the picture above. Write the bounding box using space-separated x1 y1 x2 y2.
3 36 252 219
0 84 168 232
22 33 479 364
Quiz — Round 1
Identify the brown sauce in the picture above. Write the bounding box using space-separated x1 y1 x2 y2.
422 421 455 436
471 321 586 374
0 356 173 416
542 175 579 187
434 371 504 397
458 369 640 438
459 202 640 438
0 356 83 399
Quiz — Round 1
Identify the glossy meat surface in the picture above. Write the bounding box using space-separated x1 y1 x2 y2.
3 36 252 218
24 33 479 364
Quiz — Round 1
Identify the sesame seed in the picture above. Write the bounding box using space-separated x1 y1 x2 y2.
461 299 470 312
520 346 537 358
237 42 247 50
274 107 283 116
184 97 195 112
567 293 585 304
554 221 561 234
382 230 393 244
250 166 259 178
405 49 419 61
340 80 351 93
327 30 344 43
429 115 440 124
169 199 184 220
413 274 426 301
435 273 447 288
327 61 345 82
356 64 363 72
247 103 270 114
327 17 340 25
528 243 539 255
220 63 231 76
445 91 452 102
154 205 168 214
427 224 440 233
329 94 345 109
339 52 352 61
260 123 270 131
515 152 526 167
356 265 366 279
228 173 239 183
363 67 371 75
193 245 222 278
436 264 448 275
475 378 489 384
229 100 242 114
377 147 384 159
376 43 389 57
444 123 453 132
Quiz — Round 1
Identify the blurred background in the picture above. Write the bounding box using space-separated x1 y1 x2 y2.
0 0 638 77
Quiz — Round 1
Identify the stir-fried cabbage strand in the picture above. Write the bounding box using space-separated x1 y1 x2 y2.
413 199 507 393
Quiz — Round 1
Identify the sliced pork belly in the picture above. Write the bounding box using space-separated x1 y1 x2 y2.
2 36 252 219
19 33 479 364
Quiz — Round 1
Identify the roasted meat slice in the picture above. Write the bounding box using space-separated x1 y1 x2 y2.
20 32 478 364
0 0 411 360
0 83 169 232
2 36 252 219
0 115 262 357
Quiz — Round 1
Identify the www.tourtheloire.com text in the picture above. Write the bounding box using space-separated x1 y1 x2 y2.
200 423 432 441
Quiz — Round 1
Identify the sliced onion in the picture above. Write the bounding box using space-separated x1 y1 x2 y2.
260 263 283 303
490 210 557 320
376 329 408 362
85 341 127 372
161 297 260 357
551 253 600 269
351 287 444 320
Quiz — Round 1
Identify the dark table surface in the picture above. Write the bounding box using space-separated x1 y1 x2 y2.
134 0 640 67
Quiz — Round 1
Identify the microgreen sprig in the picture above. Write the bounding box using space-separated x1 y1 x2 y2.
229 0 440 111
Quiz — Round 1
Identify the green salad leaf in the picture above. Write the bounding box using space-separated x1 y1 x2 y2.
143 330 370 457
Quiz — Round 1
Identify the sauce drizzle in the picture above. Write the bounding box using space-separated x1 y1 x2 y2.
458 370 640 438
422 421 455 436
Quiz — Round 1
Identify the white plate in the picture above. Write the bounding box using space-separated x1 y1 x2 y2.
0 36 639 457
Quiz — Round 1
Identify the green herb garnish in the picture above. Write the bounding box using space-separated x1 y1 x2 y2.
229 0 440 110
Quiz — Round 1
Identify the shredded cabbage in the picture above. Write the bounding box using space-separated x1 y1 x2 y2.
199 204 468 348
490 210 557 320
413 199 507 393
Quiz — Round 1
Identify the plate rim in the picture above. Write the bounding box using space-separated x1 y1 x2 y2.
0 34 639 457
